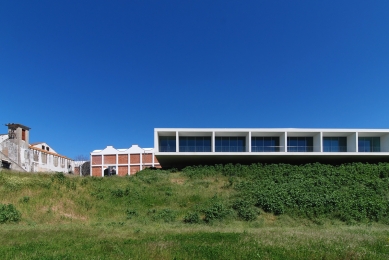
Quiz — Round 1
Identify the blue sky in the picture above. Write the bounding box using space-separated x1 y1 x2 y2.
1 1 389 158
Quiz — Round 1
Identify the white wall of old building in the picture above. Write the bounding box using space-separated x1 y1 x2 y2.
0 124 74 173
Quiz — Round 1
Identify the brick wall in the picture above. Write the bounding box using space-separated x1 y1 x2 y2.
92 166 101 177
130 154 140 164
92 155 102 165
130 165 140 174
118 154 128 164
104 154 116 164
118 166 128 176
142 153 153 163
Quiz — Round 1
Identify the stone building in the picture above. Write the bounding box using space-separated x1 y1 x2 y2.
0 123 74 173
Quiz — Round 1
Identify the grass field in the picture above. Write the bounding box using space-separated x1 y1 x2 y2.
1 164 389 259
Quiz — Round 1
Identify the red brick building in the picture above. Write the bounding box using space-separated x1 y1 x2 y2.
90 145 160 177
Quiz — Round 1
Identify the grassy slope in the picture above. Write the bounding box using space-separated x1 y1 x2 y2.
1 168 389 259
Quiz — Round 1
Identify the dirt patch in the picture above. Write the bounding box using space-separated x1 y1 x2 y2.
171 178 185 185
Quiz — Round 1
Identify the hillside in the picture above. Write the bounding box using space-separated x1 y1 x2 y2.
1 163 389 259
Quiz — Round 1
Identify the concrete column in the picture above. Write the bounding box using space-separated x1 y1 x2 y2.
212 131 215 152
281 132 287 152
176 131 179 152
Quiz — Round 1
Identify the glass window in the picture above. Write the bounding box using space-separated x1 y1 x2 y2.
215 137 246 152
252 137 280 152
159 136 176 152
179 137 211 152
358 137 380 152
287 137 313 152
323 137 347 152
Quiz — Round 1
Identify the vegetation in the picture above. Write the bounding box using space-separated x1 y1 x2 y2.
1 163 389 259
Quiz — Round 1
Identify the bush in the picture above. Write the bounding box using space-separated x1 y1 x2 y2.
153 209 176 222
20 196 30 203
203 202 232 223
0 204 21 223
111 188 125 198
52 172 66 184
126 209 138 219
233 199 258 221
183 212 200 224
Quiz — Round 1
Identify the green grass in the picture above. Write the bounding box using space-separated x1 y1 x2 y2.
1 164 389 259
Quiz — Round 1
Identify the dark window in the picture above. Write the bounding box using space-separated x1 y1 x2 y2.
252 137 280 152
358 137 380 152
323 137 347 152
104 166 116 176
287 137 313 152
159 136 176 152
22 129 26 141
215 137 246 152
42 145 45 150
179 136 211 152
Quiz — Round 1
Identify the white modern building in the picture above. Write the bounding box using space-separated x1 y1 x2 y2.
154 128 389 168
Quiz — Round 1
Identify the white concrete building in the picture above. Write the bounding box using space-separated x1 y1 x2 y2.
0 123 74 173
154 128 389 168
90 145 160 177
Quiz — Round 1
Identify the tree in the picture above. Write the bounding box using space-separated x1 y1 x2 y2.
73 155 90 176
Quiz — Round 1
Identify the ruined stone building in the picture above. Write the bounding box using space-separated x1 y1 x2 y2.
0 123 74 172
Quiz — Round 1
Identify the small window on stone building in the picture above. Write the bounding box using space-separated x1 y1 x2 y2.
42 153 47 164
22 129 26 141
33 152 39 162
42 145 45 150
47 147 49 151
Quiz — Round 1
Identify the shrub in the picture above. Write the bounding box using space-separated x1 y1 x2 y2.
20 196 30 203
80 178 88 186
153 208 176 222
183 212 200 224
203 202 232 223
52 172 66 184
233 199 258 221
0 204 21 223
126 209 138 219
111 188 125 198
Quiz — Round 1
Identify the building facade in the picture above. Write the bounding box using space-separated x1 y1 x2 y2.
154 128 389 168
0 123 74 172
90 145 160 177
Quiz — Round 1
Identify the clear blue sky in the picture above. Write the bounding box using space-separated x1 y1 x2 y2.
1 1 389 158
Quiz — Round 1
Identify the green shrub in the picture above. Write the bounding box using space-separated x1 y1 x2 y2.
232 199 258 221
203 202 232 223
20 196 30 203
152 208 176 222
52 172 66 184
66 180 77 190
80 178 88 186
126 209 138 219
183 212 200 224
111 188 125 198
0 204 21 223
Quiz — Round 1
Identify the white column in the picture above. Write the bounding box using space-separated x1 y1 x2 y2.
176 131 179 152
248 131 251 152
212 131 215 152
